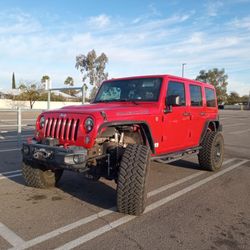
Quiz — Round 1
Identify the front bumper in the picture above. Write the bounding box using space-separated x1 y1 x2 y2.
22 140 88 171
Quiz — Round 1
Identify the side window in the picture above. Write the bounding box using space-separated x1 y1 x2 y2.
189 85 202 107
167 81 186 106
205 88 216 107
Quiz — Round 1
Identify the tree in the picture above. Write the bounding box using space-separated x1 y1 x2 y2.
63 76 77 96
75 49 108 99
12 72 16 89
64 76 74 86
240 95 249 104
196 68 228 104
37 92 67 102
17 81 43 109
227 91 240 104
41 75 50 89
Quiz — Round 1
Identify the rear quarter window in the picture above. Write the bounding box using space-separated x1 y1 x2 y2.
205 88 216 107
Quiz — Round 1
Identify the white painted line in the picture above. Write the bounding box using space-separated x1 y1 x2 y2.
0 131 8 133
0 119 36 122
223 123 245 127
0 139 25 143
145 159 249 213
10 208 116 250
9 158 237 250
54 159 249 250
0 222 25 247
0 169 21 175
0 174 22 180
147 158 236 198
0 148 20 153
54 215 135 250
229 129 250 135
148 171 203 197
0 134 33 140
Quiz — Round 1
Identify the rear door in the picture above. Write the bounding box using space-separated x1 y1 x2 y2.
188 84 206 146
162 80 190 153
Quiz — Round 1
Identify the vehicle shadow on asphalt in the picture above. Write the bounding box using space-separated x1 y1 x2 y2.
9 159 200 212
165 159 202 170
57 172 117 209
8 172 116 211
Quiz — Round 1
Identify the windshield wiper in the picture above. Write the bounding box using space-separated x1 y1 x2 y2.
94 99 119 103
95 99 139 105
119 99 139 105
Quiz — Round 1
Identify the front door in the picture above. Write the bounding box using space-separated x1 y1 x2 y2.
161 80 191 153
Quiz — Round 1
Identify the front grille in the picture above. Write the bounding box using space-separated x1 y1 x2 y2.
44 117 79 141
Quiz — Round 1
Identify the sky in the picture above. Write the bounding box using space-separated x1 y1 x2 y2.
0 0 250 95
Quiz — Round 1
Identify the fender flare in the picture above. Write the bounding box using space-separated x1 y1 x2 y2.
199 119 222 144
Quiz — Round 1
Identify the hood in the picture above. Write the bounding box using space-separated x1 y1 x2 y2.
43 102 159 119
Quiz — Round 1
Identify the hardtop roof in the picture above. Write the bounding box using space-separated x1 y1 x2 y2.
105 74 215 89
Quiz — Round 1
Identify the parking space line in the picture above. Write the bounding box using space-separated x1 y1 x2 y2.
8 158 237 250
0 174 22 180
145 159 248 213
0 148 20 153
0 134 33 140
0 170 21 175
0 222 25 247
229 129 250 135
9 208 116 250
147 171 204 198
54 159 249 250
9 170 200 250
147 158 236 198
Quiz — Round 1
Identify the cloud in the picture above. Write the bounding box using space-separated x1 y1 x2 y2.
0 9 41 34
205 0 223 17
0 7 249 96
87 14 111 29
148 3 161 17
187 32 204 44
229 16 250 30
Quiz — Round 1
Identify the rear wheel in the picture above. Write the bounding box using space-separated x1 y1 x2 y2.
198 131 224 171
117 144 150 215
22 162 63 188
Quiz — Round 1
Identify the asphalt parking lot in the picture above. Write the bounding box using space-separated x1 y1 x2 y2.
0 110 249 250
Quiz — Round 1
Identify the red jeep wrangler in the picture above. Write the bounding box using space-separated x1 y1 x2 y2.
22 75 224 215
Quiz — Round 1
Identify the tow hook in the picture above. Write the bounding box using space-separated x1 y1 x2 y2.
33 149 52 160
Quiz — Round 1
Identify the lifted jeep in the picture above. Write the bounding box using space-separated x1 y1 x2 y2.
22 75 224 215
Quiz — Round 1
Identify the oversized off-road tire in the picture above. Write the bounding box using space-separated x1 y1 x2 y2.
198 131 224 171
117 144 150 215
22 162 63 188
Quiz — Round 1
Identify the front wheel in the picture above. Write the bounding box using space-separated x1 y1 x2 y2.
22 162 63 188
117 144 150 216
198 131 224 171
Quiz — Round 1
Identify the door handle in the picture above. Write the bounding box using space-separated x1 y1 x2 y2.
200 112 206 116
183 112 191 116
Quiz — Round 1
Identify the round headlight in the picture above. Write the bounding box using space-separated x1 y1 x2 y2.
84 117 94 132
40 116 45 128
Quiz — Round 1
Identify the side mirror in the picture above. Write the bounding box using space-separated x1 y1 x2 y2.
166 95 181 106
165 95 181 113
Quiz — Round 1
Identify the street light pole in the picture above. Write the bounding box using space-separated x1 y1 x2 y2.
248 90 250 109
182 63 186 77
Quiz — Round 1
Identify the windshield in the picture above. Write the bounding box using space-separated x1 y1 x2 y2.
94 78 162 103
